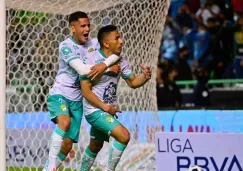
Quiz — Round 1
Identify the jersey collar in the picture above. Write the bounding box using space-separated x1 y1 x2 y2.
70 36 79 45
98 49 106 58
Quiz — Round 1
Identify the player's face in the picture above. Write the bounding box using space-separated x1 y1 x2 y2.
106 30 123 55
70 18 90 44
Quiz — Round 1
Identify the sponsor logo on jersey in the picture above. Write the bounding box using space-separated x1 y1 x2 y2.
84 41 92 47
95 58 105 64
61 46 72 58
103 82 117 104
73 45 79 50
82 56 88 64
60 104 67 111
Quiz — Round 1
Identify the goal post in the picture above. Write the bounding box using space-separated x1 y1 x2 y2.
5 0 170 170
0 0 6 170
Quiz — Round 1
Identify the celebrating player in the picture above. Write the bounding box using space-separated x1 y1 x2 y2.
43 12 120 171
79 25 151 171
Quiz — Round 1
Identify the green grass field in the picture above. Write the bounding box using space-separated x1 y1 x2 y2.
7 168 43 171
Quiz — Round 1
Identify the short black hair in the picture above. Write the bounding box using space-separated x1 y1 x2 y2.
69 11 88 24
97 25 117 47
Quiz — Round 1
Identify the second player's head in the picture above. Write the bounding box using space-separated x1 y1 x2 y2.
69 11 90 45
98 25 123 56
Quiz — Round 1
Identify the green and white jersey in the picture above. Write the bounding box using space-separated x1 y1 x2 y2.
80 50 133 115
49 37 99 101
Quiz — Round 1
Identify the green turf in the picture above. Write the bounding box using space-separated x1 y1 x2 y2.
7 168 43 171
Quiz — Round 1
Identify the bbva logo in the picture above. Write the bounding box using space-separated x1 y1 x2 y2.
188 165 203 171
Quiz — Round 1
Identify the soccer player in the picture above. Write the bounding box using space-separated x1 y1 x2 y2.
43 12 120 171
79 25 151 171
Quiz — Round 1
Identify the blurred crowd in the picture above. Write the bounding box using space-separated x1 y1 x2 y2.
157 0 243 109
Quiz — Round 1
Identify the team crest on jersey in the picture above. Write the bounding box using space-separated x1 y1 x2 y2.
60 104 67 111
103 82 117 104
106 115 114 123
88 48 94 53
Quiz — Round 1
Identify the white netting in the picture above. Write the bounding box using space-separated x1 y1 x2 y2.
6 0 170 170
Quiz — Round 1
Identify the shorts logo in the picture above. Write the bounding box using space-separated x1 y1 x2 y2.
60 104 67 111
106 116 114 123
88 48 94 53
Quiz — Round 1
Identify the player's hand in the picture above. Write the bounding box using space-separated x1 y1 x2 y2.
108 64 120 76
217 62 224 68
240 59 243 67
104 104 121 118
88 63 107 80
193 60 199 68
140 64 151 80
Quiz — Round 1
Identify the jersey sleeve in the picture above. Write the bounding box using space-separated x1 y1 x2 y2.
59 43 79 64
79 53 94 81
120 56 133 79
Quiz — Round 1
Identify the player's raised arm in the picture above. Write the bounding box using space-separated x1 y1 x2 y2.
124 64 151 89
80 79 120 118
119 55 151 88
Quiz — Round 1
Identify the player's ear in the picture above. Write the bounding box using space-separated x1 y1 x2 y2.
103 41 109 49
70 24 75 33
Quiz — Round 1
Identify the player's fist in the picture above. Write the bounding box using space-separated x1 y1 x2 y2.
108 64 120 76
240 59 243 67
104 104 121 118
140 64 151 80
88 63 107 80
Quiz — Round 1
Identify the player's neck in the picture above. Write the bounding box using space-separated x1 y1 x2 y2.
71 35 84 45
99 48 112 58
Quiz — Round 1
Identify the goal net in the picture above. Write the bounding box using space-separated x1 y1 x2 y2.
6 0 170 170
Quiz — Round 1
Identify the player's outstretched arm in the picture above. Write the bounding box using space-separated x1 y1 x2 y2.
60 42 119 79
69 58 98 75
69 54 119 75
87 54 121 80
125 64 151 89
80 80 120 118
87 62 120 80
70 54 120 80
